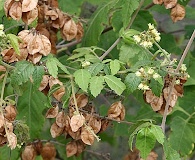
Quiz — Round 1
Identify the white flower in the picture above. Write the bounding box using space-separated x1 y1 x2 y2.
187 74 190 78
147 41 153 48
135 71 142 77
0 30 5 37
155 35 161 42
138 83 150 90
153 73 161 79
143 84 150 90
175 79 180 85
133 35 141 43
82 61 91 67
148 23 154 30
180 64 187 72
139 67 144 73
0 24 4 30
147 68 154 75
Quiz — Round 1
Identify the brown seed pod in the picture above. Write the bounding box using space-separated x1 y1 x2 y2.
171 4 185 22
16 45 28 61
39 34 52 56
27 53 42 64
9 1 22 21
22 0 38 12
7 132 17 150
5 121 14 133
1 48 18 63
4 105 17 121
4 0 15 17
153 0 163 4
81 127 94 145
50 122 64 138
45 105 59 118
27 35 42 55
45 8 58 21
163 0 177 9
88 116 101 134
33 140 43 155
56 111 66 128
76 22 84 40
163 87 178 108
99 119 110 133
39 75 49 91
18 30 33 48
66 141 77 157
69 94 88 108
22 7 38 25
70 114 85 132
0 135 7 147
40 142 56 160
21 145 37 160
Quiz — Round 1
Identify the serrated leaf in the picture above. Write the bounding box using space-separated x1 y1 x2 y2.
82 1 116 46
149 79 163 97
7 34 20 55
104 75 126 95
88 62 105 76
125 73 141 94
56 60 70 74
164 140 181 160
68 47 92 60
121 0 139 28
104 64 111 75
89 76 104 97
73 69 91 92
17 85 49 139
169 116 195 156
32 66 45 89
128 121 151 150
150 124 165 145
10 61 35 85
46 55 58 78
136 127 156 159
110 60 120 75
119 44 140 63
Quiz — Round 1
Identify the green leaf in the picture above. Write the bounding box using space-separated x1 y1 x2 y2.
68 47 92 60
104 75 126 95
32 66 45 90
110 59 120 75
88 62 105 76
119 43 141 63
82 1 116 46
149 79 163 97
0 146 20 160
46 55 58 78
125 73 141 94
128 121 151 150
55 60 70 74
17 85 49 139
10 61 35 85
169 116 195 156
164 140 181 160
89 76 104 97
73 69 91 92
7 33 20 55
136 127 156 159
150 124 165 145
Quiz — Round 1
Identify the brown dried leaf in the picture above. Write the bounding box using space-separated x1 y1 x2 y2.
69 94 88 108
81 127 94 145
22 7 38 25
7 132 17 150
39 34 51 56
9 1 22 21
70 114 85 132
40 142 56 160
4 0 14 17
62 19 77 41
4 105 17 121
39 75 49 91
163 87 178 108
153 0 163 4
21 145 37 160
22 0 38 12
171 4 185 22
27 35 42 55
66 141 77 157
164 0 177 9
50 122 64 138
56 111 66 128
145 90 163 111
45 105 59 118
27 53 42 64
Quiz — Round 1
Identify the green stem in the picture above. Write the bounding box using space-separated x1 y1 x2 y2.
70 76 79 114
0 60 15 70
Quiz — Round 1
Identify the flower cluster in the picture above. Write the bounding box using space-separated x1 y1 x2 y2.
135 67 161 91
133 23 161 48
0 24 5 37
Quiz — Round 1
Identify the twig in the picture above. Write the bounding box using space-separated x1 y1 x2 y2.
144 2 155 10
99 0 145 61
4 23 25 32
56 40 81 49
161 30 195 133
85 149 110 160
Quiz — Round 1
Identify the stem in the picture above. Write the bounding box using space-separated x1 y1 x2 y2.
161 30 195 133
70 76 79 114
0 61 15 70
56 40 81 49
99 0 145 61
